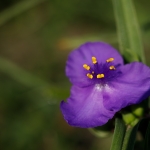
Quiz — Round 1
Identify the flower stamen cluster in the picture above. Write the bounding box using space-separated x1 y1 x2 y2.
83 56 116 80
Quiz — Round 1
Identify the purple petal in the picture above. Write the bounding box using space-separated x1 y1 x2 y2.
60 85 115 128
103 62 150 112
66 42 123 87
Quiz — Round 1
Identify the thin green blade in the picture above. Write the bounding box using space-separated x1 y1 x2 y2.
113 0 145 63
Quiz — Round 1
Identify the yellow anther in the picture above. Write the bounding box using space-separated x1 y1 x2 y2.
92 71 94 74
92 56 97 64
97 74 105 79
106 58 114 63
109 66 116 70
83 64 90 70
87 73 93 79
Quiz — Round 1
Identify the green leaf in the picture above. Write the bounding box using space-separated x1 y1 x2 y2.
144 121 150 150
110 118 126 150
112 0 145 63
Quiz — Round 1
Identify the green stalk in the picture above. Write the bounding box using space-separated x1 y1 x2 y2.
113 0 145 63
122 124 139 150
122 128 133 150
110 118 126 150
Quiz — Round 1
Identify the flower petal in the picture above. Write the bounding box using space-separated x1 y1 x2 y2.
66 42 123 87
60 85 115 128
103 62 150 112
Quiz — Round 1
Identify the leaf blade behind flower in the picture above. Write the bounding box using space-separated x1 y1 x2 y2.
112 0 145 63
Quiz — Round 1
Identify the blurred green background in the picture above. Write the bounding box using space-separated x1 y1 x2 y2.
0 0 150 150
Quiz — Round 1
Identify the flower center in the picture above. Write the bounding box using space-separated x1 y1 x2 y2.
83 56 121 84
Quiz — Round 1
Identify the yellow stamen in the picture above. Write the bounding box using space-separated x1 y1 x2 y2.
87 73 93 79
109 66 116 70
106 58 114 63
97 74 104 79
92 71 94 74
83 64 90 70
92 56 97 64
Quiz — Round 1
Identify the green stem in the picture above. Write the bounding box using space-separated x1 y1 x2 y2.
110 118 126 150
122 127 133 150
122 124 139 150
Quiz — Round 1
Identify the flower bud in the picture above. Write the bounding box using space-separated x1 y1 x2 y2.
122 112 136 125
131 105 144 117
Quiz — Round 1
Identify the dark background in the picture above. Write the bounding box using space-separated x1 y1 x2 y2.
0 0 150 150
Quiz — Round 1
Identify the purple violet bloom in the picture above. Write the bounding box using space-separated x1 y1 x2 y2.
60 42 150 128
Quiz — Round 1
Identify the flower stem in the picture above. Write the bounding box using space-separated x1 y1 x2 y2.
110 118 126 150
122 127 133 150
122 125 139 150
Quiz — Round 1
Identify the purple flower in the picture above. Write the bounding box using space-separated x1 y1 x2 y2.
60 42 150 128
